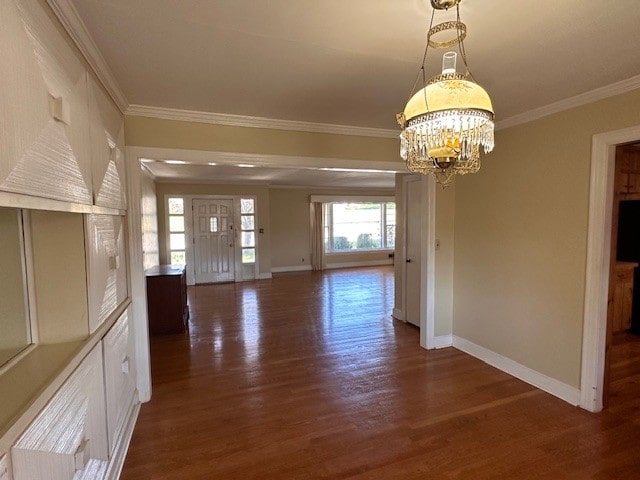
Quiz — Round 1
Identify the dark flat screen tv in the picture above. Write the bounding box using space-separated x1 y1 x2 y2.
617 200 640 262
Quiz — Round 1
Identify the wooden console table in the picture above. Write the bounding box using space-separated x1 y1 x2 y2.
145 265 189 335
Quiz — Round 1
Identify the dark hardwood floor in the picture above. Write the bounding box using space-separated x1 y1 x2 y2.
121 266 640 479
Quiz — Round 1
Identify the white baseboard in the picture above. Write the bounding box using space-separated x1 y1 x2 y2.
433 334 453 349
392 308 404 321
325 259 393 269
105 398 141 480
257 272 273 279
452 336 580 406
270 265 312 273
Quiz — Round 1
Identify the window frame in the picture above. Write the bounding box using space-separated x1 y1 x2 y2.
240 197 256 264
166 196 186 266
323 200 396 254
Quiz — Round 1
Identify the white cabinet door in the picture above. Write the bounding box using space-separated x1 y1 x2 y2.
102 310 136 454
0 0 92 204
88 76 126 210
86 214 128 333
12 345 108 480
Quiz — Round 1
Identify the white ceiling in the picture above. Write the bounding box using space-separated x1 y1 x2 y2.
141 160 398 189
68 0 640 186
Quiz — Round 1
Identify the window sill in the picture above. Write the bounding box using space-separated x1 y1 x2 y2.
325 249 394 256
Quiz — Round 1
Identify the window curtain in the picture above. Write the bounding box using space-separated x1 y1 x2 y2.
310 202 325 271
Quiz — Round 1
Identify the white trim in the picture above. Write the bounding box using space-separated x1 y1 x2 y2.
453 336 581 406
269 184 396 192
46 0 129 113
136 147 403 173
310 195 395 203
433 334 452 349
21 211 39 346
392 308 405 321
325 259 393 269
422 176 436 350
257 272 273 279
127 104 399 139
0 191 123 216
125 152 152 402
580 124 640 412
271 265 313 273
497 75 640 131
105 400 140 480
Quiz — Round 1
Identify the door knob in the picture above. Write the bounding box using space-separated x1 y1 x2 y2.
406 259 412 263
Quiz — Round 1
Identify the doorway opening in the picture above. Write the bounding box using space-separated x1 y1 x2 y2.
604 143 640 409
581 125 640 412
396 174 436 350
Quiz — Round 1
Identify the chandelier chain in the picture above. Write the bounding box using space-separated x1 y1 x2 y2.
405 8 436 106
455 5 474 81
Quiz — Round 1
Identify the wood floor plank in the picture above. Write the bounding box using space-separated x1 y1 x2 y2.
121 267 640 479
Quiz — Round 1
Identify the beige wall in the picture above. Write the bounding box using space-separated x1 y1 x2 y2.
29 211 89 343
453 88 640 388
434 185 455 337
155 183 272 276
269 187 394 270
125 116 399 163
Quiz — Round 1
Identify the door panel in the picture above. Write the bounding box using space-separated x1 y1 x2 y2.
86 214 128 333
405 179 422 327
193 199 234 283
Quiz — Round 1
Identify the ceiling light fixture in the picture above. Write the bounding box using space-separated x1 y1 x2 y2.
397 0 494 187
237 164 256 168
164 159 188 165
319 167 395 174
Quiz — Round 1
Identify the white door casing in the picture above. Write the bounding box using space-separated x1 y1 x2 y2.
192 198 234 283
581 124 640 412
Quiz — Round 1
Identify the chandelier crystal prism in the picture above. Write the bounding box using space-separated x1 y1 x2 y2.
397 0 494 187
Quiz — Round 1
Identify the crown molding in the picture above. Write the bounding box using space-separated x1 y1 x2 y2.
46 0 129 113
126 104 399 139
496 74 640 131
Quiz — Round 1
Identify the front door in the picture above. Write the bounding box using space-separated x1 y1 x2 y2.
192 198 235 283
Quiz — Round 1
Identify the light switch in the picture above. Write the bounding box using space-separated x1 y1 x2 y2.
49 95 70 124
109 255 120 270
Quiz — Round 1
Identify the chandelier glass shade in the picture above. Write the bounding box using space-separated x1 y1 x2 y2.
398 1 494 186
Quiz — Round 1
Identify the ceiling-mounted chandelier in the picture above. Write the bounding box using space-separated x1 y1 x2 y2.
397 0 494 187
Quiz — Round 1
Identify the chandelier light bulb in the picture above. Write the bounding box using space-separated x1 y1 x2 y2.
441 51 457 75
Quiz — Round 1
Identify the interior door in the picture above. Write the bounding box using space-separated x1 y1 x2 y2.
405 178 422 327
192 198 235 283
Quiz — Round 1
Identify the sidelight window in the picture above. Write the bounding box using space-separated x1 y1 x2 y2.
167 197 186 265
240 198 256 264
